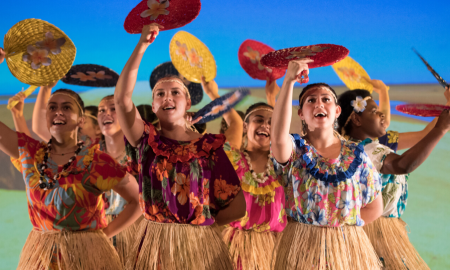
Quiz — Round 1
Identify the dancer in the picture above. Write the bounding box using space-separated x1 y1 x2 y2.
1 88 141 270
271 59 383 270
337 87 450 270
201 76 286 270
32 81 101 144
115 23 245 270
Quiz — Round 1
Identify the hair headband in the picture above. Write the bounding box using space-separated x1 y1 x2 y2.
48 92 84 115
299 86 338 108
341 96 372 136
243 107 273 122
152 79 191 99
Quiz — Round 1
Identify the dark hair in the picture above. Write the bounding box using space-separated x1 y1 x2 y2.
52 89 85 116
337 89 372 135
101 94 114 101
219 111 244 134
136 104 158 124
85 106 99 126
244 102 273 123
298 83 337 109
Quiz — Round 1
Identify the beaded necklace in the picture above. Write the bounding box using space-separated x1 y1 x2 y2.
243 150 273 184
37 139 84 190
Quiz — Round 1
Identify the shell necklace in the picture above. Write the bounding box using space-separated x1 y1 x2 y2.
243 150 272 184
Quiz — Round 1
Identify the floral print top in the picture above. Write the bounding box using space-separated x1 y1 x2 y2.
359 138 408 218
99 140 130 216
272 134 382 227
224 146 286 233
13 133 126 231
125 120 241 226
378 130 400 152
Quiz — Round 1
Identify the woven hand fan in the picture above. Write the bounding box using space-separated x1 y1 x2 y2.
62 64 119 87
3 18 76 86
193 88 250 124
169 31 216 83
124 0 201 35
396 104 450 117
261 44 349 84
238 39 286 81
332 56 373 93
150 61 203 105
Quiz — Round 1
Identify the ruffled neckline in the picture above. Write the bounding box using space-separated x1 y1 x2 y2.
292 134 364 186
145 121 226 163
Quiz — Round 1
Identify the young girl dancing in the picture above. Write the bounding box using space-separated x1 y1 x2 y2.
337 88 450 270
271 59 383 270
201 77 286 270
2 89 141 270
115 23 246 270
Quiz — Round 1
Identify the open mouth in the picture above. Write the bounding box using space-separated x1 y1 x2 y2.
52 120 66 126
314 112 327 118
103 120 114 125
256 131 270 138
163 106 175 111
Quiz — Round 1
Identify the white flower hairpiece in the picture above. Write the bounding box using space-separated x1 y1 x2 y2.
351 96 368 113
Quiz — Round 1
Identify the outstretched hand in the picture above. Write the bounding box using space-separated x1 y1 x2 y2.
370 79 389 93
0 48 5 64
285 59 313 84
140 23 164 45
201 76 220 100
185 112 202 126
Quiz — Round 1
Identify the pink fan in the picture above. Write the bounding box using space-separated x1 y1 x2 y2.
396 104 450 117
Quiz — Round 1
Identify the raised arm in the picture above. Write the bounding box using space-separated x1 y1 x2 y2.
381 109 450 175
201 77 243 148
9 92 31 137
371 79 390 128
0 122 19 159
103 173 141 238
115 23 162 147
265 78 280 107
271 59 311 163
397 86 450 150
32 83 56 141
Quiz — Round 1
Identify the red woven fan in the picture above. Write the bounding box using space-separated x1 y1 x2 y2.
396 104 450 117
124 0 201 36
238 40 286 82
260 44 349 84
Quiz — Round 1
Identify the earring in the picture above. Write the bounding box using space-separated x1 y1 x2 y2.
334 118 338 130
301 120 308 136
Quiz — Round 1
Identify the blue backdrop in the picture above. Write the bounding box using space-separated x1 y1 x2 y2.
1 0 449 93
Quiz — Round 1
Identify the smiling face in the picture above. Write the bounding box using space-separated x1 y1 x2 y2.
98 98 122 137
245 108 272 149
354 99 386 138
299 86 341 132
152 80 191 124
46 94 84 137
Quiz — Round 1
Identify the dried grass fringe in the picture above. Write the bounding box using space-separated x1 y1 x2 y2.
17 229 121 270
126 219 233 270
222 226 282 270
107 214 144 267
274 222 382 270
363 217 430 270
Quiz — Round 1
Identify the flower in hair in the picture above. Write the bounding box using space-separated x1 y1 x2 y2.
351 96 367 113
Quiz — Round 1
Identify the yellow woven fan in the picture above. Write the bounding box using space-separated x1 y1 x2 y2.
169 31 216 83
3 18 76 86
332 56 373 93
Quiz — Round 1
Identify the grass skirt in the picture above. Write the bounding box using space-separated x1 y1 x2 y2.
274 222 382 270
106 214 144 266
125 219 234 270
17 229 121 270
363 217 430 270
222 226 281 270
